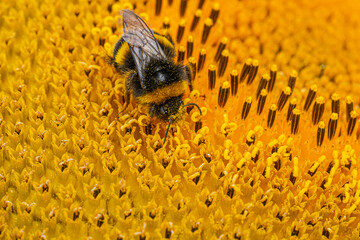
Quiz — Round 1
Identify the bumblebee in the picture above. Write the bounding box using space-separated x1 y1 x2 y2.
111 10 201 142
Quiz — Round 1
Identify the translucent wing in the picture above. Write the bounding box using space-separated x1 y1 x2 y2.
122 10 167 89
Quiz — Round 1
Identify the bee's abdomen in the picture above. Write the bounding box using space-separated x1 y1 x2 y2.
112 38 136 72
154 33 176 60
136 80 188 105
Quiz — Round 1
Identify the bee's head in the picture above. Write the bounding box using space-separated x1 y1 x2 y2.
155 100 202 145
150 95 184 121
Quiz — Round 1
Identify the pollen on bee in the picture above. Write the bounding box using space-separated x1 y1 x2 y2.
328 112 338 140
267 104 277 128
197 48 206 72
286 98 297 122
240 58 252 83
214 37 228 62
177 45 185 63
288 70 298 92
186 36 194 58
277 86 291 111
230 70 239 96
246 59 259 85
345 96 353 122
241 97 252 120
304 84 317 111
257 89 267 115
331 93 340 115
268 64 277 92
218 81 230 107
201 18 213 44
317 121 325 146
291 109 301 134
312 96 325 125
256 74 270 100
190 9 202 31
347 111 357 136
177 19 186 43
218 50 229 78
208 64 216 90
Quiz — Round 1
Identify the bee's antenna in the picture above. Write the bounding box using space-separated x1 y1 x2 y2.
164 116 173 145
183 103 202 115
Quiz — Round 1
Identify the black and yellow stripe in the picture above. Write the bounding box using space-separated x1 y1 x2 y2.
112 31 189 106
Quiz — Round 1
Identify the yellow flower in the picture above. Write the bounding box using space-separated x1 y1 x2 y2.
1 0 360 239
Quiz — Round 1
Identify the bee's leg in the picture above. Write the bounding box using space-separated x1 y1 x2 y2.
149 104 156 116
185 65 194 92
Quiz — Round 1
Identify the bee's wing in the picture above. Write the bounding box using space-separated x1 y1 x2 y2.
122 10 167 89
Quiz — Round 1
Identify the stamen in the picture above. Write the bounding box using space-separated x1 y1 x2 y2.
277 86 291 111
347 111 357 136
183 103 202 115
186 36 194 58
176 19 186 43
286 98 297 122
241 97 252 120
218 50 229 77
246 59 259 85
145 123 152 135
257 89 267 115
201 18 213 44
239 58 252 83
214 37 228 62
328 113 338 140
163 17 170 29
198 0 205 9
230 70 239 96
267 64 277 92
218 81 230 107
180 0 188 17
290 157 299 184
288 70 297 92
197 48 206 72
164 116 174 144
209 3 220 24
308 156 325 176
256 74 270 100
246 130 255 146
291 109 300 134
312 96 325 125
177 46 185 63
345 96 353 122
195 121 202 132
155 0 162 15
208 64 216 90
331 93 340 115
317 121 325 146
267 104 277 128
303 84 317 111
188 57 196 81
168 0 173 5
190 9 202 31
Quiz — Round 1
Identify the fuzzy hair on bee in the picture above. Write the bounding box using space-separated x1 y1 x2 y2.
111 10 201 143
